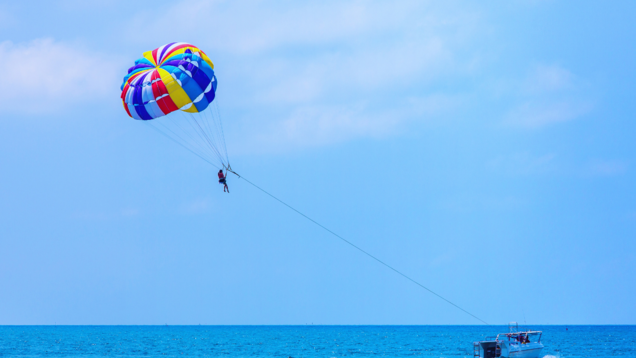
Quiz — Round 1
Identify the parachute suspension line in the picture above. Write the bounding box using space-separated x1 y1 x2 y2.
146 121 221 170
209 106 229 164
236 174 490 326
212 101 231 165
198 102 226 165
185 111 225 165
203 107 228 165
158 113 215 161
178 111 225 165
198 104 227 166
198 109 217 157
205 102 225 163
179 112 213 158
150 119 208 160
174 116 216 160
157 121 212 158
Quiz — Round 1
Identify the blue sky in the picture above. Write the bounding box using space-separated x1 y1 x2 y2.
0 0 635 325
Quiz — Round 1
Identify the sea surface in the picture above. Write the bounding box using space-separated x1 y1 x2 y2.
0 325 634 357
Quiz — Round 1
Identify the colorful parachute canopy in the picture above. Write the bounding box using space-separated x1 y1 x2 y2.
121 43 230 169
120 42 217 120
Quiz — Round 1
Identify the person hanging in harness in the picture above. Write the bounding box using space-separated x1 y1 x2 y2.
218 169 229 193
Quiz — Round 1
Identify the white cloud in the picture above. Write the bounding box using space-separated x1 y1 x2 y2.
234 93 461 153
523 64 575 94
248 38 453 107
505 100 593 128
125 0 481 101
126 1 464 55
504 64 594 129
406 94 463 117
0 39 121 114
118 1 486 151
145 1 482 149
243 103 397 150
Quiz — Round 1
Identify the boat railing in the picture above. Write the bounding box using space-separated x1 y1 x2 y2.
495 330 542 344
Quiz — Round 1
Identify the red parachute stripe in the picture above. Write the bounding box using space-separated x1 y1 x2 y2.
155 95 171 114
153 79 168 97
154 80 178 113
150 72 164 98
121 83 130 100
151 82 162 99
158 95 179 114
151 69 160 81
151 48 160 65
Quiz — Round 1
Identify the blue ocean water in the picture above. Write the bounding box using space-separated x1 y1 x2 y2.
0 325 634 357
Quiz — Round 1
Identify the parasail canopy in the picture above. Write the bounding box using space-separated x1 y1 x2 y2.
121 42 229 169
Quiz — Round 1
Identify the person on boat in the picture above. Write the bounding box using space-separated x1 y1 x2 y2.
218 169 229 193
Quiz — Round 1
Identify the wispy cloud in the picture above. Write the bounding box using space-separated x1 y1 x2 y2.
523 64 576 94
144 1 484 150
233 103 397 153
505 100 593 128
249 38 454 107
0 39 121 114
234 93 462 153
126 1 473 55
504 64 594 129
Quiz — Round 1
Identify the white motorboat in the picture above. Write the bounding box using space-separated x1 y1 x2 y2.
473 322 544 358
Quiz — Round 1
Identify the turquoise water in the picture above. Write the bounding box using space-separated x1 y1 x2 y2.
0 325 634 357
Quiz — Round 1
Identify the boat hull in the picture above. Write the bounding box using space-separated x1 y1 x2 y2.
507 344 543 358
